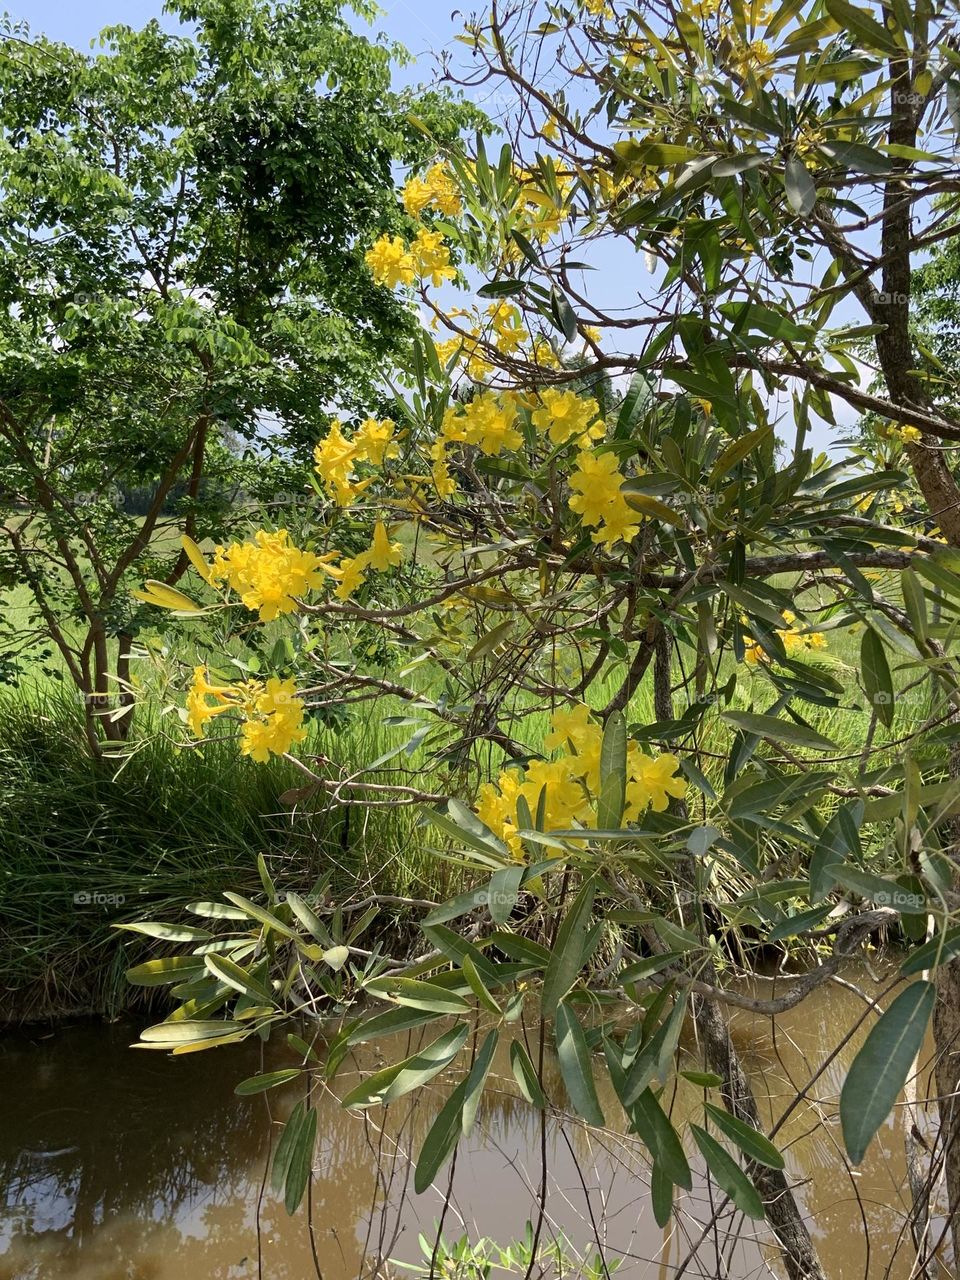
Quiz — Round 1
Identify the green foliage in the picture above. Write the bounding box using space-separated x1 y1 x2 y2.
0 0 474 738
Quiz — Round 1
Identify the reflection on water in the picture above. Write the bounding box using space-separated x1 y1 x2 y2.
0 966 945 1279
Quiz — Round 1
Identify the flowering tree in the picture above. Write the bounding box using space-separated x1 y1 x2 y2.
0 0 470 750
125 0 960 1274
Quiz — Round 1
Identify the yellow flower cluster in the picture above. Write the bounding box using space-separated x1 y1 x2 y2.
325 520 404 601
728 38 775 79
486 302 528 355
314 417 398 506
402 163 462 218
531 389 604 447
366 230 455 289
568 450 641 549
208 530 331 621
411 228 456 286
365 235 415 288
475 703 687 860
744 610 827 664
186 668 307 761
440 392 523 456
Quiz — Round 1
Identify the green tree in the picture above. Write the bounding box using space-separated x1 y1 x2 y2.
0 0 471 750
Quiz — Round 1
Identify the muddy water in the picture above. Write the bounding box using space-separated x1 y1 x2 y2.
0 967 944 1280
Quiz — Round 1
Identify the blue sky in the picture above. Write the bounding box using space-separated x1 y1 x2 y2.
16 0 466 86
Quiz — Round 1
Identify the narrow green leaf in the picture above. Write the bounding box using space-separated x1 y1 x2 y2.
840 981 935 1165
631 1089 691 1189
284 1106 318 1214
341 1024 468 1109
555 1003 605 1128
414 1078 468 1193
510 1039 547 1108
691 1123 765 1219
235 1069 303 1096
703 1103 784 1169
462 1029 498 1136
542 876 597 1016
597 711 627 830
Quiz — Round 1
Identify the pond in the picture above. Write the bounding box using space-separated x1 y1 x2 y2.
0 966 940 1279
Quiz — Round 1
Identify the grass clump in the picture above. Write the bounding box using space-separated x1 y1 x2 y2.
0 686 427 1023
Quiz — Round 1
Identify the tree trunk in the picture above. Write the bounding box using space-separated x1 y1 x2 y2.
652 631 827 1279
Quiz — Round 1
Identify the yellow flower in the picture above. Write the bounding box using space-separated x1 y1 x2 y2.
626 753 687 815
209 529 327 621
568 450 624 525
314 420 360 506
365 234 415 288
430 440 457 497
486 302 528 355
898 424 922 444
411 228 456 286
330 555 368 601
402 173 433 217
728 38 775 78
458 393 523 455
402 163 461 218
240 677 307 762
744 612 827 664
185 665 235 737
591 498 641 549
545 703 597 752
354 417 399 466
364 521 404 572
531 389 604 447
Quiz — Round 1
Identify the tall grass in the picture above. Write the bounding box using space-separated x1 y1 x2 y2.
0 686 426 1023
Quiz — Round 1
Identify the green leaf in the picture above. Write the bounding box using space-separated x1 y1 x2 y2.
691 1124 765 1219
346 1006 443 1045
784 155 816 216
901 926 960 976
824 0 904 52
341 1024 469 1109
651 1161 674 1227
810 800 862 902
488 864 523 925
272 1102 306 1196
861 627 894 728
463 953 501 1015
126 955 206 987
466 619 515 663
708 425 773 484
542 875 597 1016
284 1105 318 1215
139 1018 245 1044
631 1089 691 1189
462 1028 498 1136
222 892 298 939
597 710 627 830
286 892 333 947
366 977 471 1014
721 711 837 752
555 1002 605 1127
114 921 213 942
703 1103 784 1169
235 1069 303 1096
204 954 274 1003
827 864 928 913
510 1039 547 1109
414 1077 468 1193
840 981 935 1165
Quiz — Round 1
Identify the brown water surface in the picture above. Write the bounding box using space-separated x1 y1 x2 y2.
0 965 944 1279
